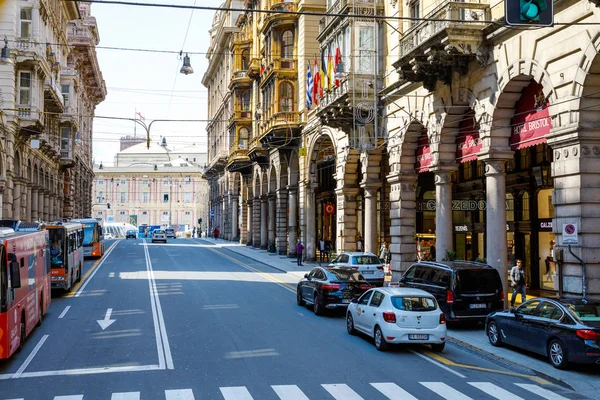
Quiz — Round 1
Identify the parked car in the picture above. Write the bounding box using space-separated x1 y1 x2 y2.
329 252 384 286
104 233 114 240
165 228 176 239
125 229 137 239
152 229 167 243
297 267 371 315
346 287 447 351
486 298 600 369
400 260 504 323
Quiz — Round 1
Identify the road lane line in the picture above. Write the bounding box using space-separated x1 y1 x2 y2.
514 384 569 400
220 387 254 400
0 364 162 380
54 396 83 400
272 385 310 400
468 382 523 400
370 382 418 400
321 384 364 400
58 305 71 319
409 350 466 378
111 392 141 400
143 240 166 370
72 240 120 298
13 334 49 378
420 382 472 400
164 389 195 400
144 240 174 369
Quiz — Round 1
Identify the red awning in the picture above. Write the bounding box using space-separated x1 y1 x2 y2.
456 111 482 163
415 134 432 173
510 82 552 150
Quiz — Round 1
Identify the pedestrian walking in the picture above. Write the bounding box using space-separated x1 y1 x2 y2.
510 259 527 306
296 239 305 266
357 235 363 252
379 241 391 264
214 227 220 239
319 237 326 264
192 227 196 238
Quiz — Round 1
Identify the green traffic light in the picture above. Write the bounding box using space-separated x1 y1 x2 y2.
520 0 548 22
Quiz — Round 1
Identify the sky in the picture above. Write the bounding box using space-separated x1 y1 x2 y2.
91 0 223 166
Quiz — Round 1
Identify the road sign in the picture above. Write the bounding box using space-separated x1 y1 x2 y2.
210 209 215 216
562 222 579 245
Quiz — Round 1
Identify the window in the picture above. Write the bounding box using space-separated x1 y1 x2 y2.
279 82 293 112
357 26 374 73
537 302 563 320
61 85 70 108
60 127 71 153
240 90 250 111
119 211 126 215
185 211 191 215
238 127 249 149
241 49 250 69
18 71 32 105
409 1 420 27
120 192 126 203
20 8 32 38
517 300 540 315
522 192 530 221
162 211 168 215
185 192 191 203
370 292 385 307
391 296 437 311
281 30 294 58
98 181 104 185
358 291 372 305
142 192 149 203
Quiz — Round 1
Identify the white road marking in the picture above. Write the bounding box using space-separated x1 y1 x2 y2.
13 334 49 378
165 389 195 400
370 382 418 400
322 384 364 400
272 385 310 400
111 393 141 400
220 386 254 400
469 382 523 400
409 349 467 378
420 382 472 400
74 241 119 297
58 306 71 319
514 383 569 400
0 364 161 380
97 308 116 330
54 396 83 400
143 240 165 370
109 272 115 277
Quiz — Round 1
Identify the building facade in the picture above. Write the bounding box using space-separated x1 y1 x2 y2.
0 1 106 222
204 0 600 299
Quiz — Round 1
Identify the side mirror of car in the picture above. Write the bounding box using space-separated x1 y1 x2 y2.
304 273 308 278
351 298 358 304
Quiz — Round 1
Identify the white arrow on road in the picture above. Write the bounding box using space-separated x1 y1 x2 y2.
97 308 116 330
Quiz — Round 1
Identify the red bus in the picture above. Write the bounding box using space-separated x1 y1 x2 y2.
45 222 84 291
71 218 105 258
0 227 51 359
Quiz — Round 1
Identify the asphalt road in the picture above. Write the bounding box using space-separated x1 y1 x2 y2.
0 238 588 400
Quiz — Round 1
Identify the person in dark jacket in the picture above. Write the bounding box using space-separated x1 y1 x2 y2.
296 240 305 266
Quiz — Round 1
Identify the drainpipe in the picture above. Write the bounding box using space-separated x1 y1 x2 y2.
568 245 587 304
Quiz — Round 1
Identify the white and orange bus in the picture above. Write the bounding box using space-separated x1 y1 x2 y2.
0 227 51 359
71 218 105 258
45 222 84 291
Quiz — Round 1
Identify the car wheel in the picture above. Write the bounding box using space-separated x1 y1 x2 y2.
548 339 569 369
346 313 357 335
487 321 502 347
296 288 305 306
374 326 388 351
431 342 445 352
313 292 324 316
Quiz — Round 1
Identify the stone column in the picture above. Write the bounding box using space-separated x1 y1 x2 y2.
276 188 288 255
267 194 276 251
434 171 454 262
287 186 298 257
485 161 508 298
44 191 50 221
253 196 261 247
38 191 45 221
231 194 239 241
305 183 317 261
0 179 5 219
335 187 360 253
363 186 378 253
25 183 32 222
12 179 21 220
260 196 268 249
388 173 418 280
242 199 251 245
31 187 39 221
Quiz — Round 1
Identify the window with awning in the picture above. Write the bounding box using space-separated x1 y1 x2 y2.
415 130 432 173
510 81 552 150
456 110 482 163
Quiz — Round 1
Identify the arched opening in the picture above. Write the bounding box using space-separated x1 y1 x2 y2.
311 135 336 253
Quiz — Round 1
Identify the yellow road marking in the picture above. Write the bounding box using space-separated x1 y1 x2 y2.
422 349 550 384
64 241 120 298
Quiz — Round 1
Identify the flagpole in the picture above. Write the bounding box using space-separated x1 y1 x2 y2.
134 107 137 138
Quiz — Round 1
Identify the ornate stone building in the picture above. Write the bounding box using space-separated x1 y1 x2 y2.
204 0 600 299
0 1 106 222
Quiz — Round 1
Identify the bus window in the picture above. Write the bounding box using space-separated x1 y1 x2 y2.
49 230 64 267
0 246 6 312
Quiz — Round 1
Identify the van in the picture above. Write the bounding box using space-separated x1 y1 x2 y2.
400 261 504 322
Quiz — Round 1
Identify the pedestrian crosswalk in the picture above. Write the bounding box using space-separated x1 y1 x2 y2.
2 381 576 400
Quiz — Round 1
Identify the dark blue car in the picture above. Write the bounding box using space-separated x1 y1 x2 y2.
486 297 600 369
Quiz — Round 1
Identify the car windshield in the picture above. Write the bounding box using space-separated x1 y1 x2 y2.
327 269 365 282
351 255 380 265
391 296 437 311
456 269 501 294
566 303 600 322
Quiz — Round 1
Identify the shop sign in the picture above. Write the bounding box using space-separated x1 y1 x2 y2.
415 134 432 172
324 203 335 215
456 111 482 163
540 220 553 230
455 225 469 232
418 200 512 212
510 81 552 150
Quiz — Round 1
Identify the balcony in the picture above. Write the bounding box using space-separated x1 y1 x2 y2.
260 58 297 86
247 139 269 165
39 133 61 158
393 0 490 91
259 111 302 147
16 106 45 137
247 58 261 79
228 108 253 128
318 0 384 41
44 79 65 113
60 139 75 168
226 145 252 174
262 1 297 32
229 70 252 89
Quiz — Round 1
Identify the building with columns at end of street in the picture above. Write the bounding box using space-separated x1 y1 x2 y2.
0 1 106 222
202 0 600 300
92 138 209 233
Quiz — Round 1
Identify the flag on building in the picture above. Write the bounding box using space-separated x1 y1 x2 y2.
313 58 320 105
334 47 342 87
321 50 328 92
327 47 334 91
306 64 313 110
260 62 265 76
136 111 145 120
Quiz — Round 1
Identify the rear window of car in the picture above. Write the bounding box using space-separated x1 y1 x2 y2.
327 269 365 282
166 229 174 232
567 304 600 322
351 255 380 265
456 269 502 294
391 296 437 311
154 230 164 234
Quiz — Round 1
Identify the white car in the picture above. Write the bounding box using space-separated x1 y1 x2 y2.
346 287 447 352
329 252 384 286
151 229 167 243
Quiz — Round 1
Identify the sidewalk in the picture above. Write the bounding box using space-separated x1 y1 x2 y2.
201 238 600 397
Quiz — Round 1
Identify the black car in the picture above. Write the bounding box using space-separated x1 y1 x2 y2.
297 267 371 316
400 261 504 322
125 229 137 239
486 298 600 369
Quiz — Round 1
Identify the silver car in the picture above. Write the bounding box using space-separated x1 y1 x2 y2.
329 252 384 286
152 229 167 243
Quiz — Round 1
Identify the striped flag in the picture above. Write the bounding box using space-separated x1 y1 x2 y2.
327 46 334 91
313 58 320 105
306 64 313 110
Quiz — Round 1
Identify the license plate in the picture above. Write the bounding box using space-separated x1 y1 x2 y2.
409 334 429 340
469 303 487 309
342 299 352 304
362 270 374 274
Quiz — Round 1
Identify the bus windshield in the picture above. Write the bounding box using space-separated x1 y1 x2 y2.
48 229 65 267
82 224 97 246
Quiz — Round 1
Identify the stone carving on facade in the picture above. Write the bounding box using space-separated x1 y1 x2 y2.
485 162 505 175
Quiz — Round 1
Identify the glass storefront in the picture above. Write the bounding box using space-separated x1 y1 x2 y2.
538 188 556 290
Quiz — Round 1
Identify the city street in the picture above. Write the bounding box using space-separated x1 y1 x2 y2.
0 239 590 400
